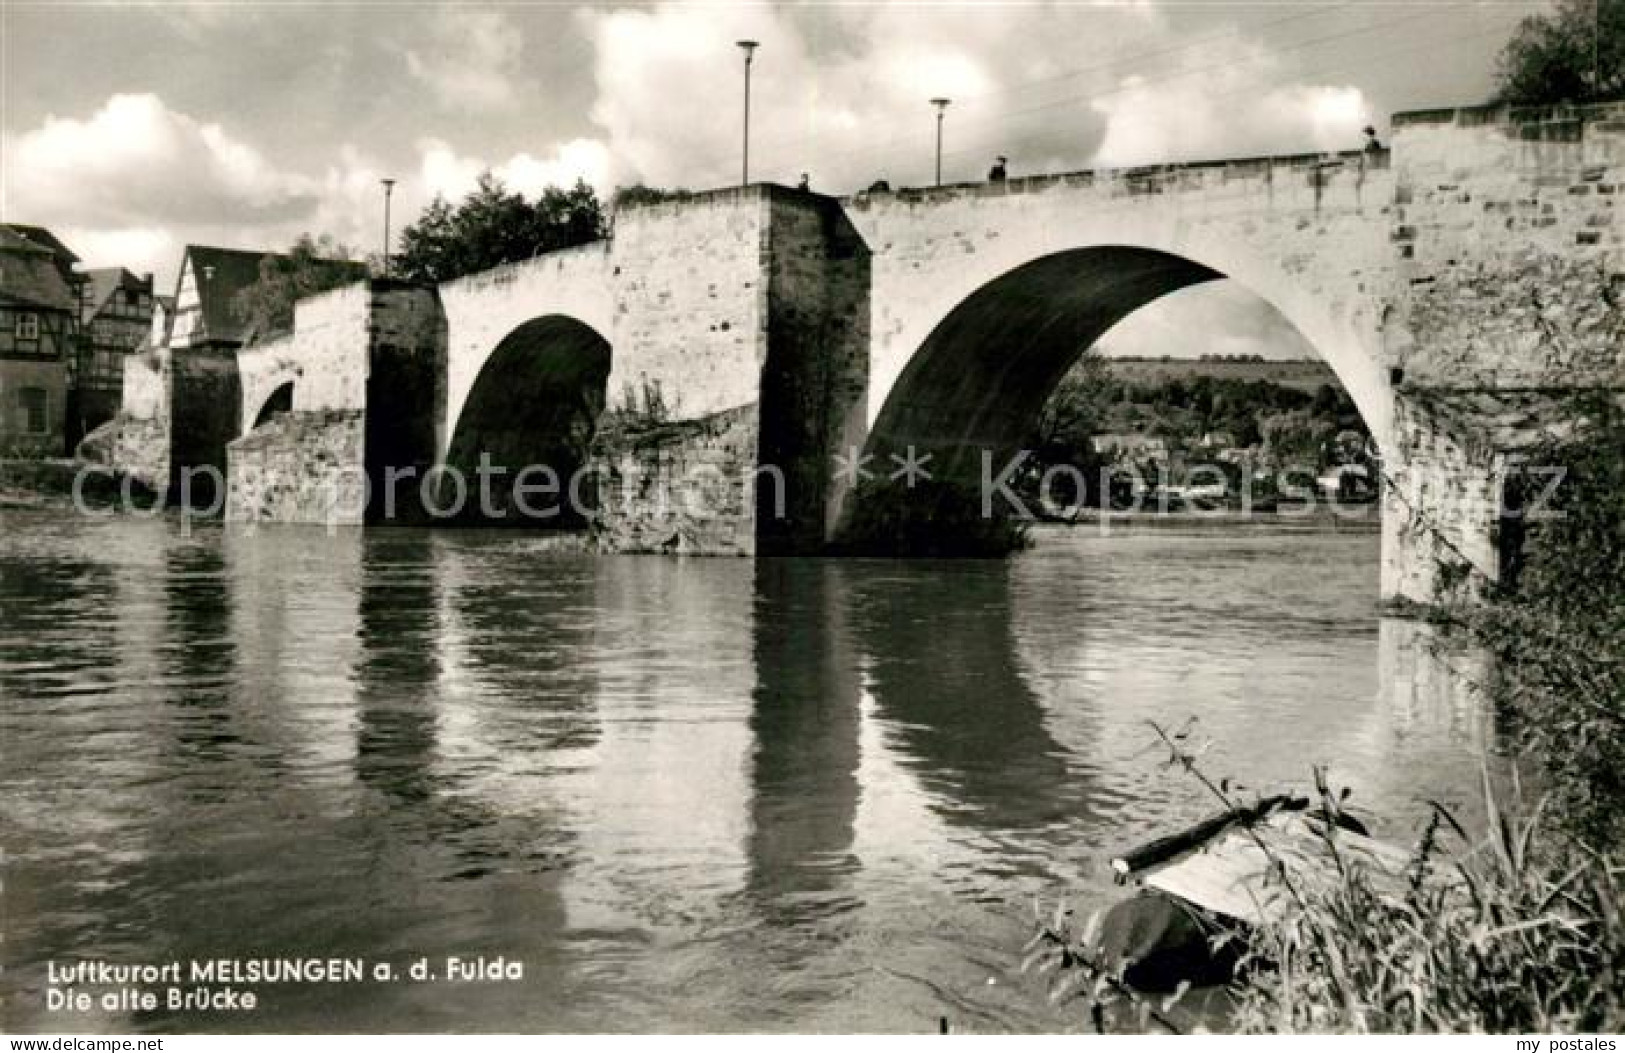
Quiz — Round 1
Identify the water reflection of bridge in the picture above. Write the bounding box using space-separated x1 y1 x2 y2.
1 523 1495 1030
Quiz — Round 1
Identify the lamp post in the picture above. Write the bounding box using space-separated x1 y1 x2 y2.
737 40 759 186
1594 0 1603 99
380 178 396 278
930 98 951 186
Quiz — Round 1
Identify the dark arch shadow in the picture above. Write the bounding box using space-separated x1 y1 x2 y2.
441 536 602 755
867 246 1220 484
354 532 444 808
849 560 1095 833
250 381 294 431
444 315 611 527
742 560 864 929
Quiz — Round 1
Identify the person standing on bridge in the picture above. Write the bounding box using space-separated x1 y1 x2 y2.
988 155 1008 182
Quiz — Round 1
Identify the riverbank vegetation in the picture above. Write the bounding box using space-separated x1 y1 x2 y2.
1439 394 1625 844
1232 783 1624 1033
1028 396 1625 1033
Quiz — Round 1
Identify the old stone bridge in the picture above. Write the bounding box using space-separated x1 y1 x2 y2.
117 102 1625 602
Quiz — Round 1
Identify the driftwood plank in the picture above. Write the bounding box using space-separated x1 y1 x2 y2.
1139 812 1418 925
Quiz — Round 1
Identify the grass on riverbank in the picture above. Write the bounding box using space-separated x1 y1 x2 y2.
1028 736 1625 1034
1231 771 1624 1033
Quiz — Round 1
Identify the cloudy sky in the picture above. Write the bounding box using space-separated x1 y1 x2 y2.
0 0 1546 356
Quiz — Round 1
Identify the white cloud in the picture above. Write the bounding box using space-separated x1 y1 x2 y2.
4 93 318 228
1100 282 1315 360
52 227 178 282
405 9 528 111
0 88 618 285
578 2 1377 192
0 6 1392 315
1090 37 1373 167
417 137 611 202
1 93 336 282
580 3 1062 190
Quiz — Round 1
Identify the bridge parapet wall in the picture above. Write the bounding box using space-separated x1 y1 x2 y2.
607 189 772 418
581 189 779 553
439 243 613 458
858 147 1388 211
845 147 1398 448
227 280 444 525
237 281 375 433
1387 102 1625 390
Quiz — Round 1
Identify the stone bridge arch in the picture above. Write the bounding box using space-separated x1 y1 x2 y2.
859 240 1389 478
827 154 1409 582
437 243 615 465
250 380 294 430
238 355 303 437
846 155 1398 458
439 313 612 524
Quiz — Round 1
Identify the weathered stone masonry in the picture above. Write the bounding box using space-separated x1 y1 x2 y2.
224 280 443 524
1381 102 1624 600
121 101 1624 602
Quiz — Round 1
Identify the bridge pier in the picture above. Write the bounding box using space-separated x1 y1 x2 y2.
110 101 1621 609
573 187 869 555
225 280 442 525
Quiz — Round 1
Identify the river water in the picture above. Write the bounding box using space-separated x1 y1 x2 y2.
0 511 1486 1033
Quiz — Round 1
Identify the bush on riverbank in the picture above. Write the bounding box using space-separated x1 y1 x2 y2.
1027 741 1625 1034
1436 394 1625 846
1233 401 1625 1032
1232 778 1625 1033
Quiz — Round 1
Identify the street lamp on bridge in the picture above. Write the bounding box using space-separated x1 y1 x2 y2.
737 40 759 186
380 178 396 278
930 98 951 187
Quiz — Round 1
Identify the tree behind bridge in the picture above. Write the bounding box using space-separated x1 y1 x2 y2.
1495 0 1623 105
394 174 607 284
231 233 366 342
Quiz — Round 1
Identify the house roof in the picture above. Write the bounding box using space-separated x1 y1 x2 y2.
181 245 279 345
179 244 365 345
80 267 152 319
1 223 80 272
0 226 78 312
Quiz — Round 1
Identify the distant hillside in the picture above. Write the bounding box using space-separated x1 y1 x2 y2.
1104 356 1340 394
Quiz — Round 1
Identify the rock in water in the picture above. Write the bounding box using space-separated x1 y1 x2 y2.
1091 890 1241 992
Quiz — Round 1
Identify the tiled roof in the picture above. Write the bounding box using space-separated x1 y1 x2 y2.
1 223 80 270
0 226 78 312
182 245 279 345
80 267 151 319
